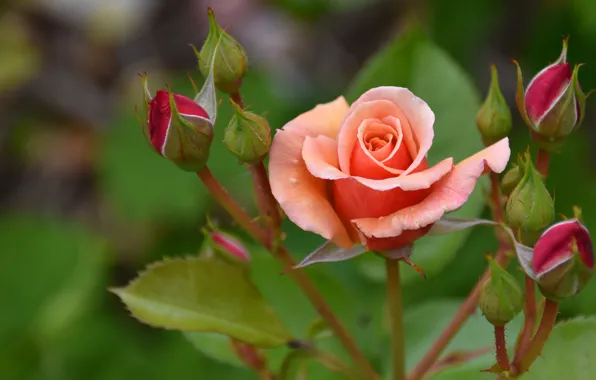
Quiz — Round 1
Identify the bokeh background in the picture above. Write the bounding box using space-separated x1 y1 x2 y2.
2 0 596 379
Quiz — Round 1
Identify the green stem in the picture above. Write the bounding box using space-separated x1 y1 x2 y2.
386 259 405 380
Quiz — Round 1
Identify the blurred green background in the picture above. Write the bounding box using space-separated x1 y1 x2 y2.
2 0 596 379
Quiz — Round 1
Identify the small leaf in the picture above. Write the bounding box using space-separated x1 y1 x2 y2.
292 242 367 270
112 257 292 348
521 317 596 379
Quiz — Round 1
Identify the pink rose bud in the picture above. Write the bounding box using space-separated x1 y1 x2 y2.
532 219 594 300
211 231 251 262
515 37 586 152
139 72 217 172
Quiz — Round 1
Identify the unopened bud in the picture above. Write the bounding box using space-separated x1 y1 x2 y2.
505 152 554 245
479 257 524 326
533 220 594 300
224 100 272 163
476 65 512 146
501 164 522 197
514 37 586 152
196 8 248 94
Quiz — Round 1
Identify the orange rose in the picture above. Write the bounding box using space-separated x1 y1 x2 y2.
269 87 511 252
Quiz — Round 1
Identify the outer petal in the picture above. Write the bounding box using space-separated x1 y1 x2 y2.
353 138 511 239
340 87 435 176
283 96 349 138
269 98 353 248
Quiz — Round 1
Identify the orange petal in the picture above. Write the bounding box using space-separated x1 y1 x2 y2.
337 99 404 174
341 87 435 176
350 117 413 179
352 138 511 240
269 97 353 248
282 96 350 138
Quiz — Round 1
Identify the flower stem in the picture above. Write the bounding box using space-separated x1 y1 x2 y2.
231 92 244 108
249 162 282 235
407 249 511 380
490 172 503 222
386 259 405 380
514 276 537 363
512 299 559 375
494 325 510 370
536 149 550 177
196 166 378 379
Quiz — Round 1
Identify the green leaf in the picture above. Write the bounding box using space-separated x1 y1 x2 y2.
347 27 486 285
112 257 293 348
521 317 596 380
183 331 243 367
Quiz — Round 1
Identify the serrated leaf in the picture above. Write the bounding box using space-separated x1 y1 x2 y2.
346 27 486 285
521 317 596 380
112 257 292 348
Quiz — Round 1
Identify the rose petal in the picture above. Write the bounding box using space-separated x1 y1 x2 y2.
352 138 511 239
283 96 349 138
350 117 413 179
303 133 453 192
341 87 435 176
269 97 353 248
337 99 409 174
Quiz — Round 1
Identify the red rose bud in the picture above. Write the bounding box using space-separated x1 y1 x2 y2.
145 89 214 171
210 231 251 262
515 37 586 152
196 8 247 94
476 65 512 146
532 219 594 300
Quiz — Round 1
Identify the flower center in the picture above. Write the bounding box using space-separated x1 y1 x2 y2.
349 117 414 180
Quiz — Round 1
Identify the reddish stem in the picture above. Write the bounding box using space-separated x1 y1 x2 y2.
250 162 282 234
514 276 537 363
407 249 510 380
490 172 503 222
536 149 550 177
196 167 378 380
231 92 244 108
494 325 510 370
512 300 559 375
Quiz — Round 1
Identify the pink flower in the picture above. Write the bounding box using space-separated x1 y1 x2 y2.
211 231 251 262
268 87 511 252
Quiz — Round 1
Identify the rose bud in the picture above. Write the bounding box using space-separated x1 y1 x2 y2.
501 163 521 197
139 66 218 171
224 100 272 164
505 152 554 245
210 230 251 262
533 219 594 301
476 65 512 146
479 256 524 326
196 8 248 95
514 37 586 152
